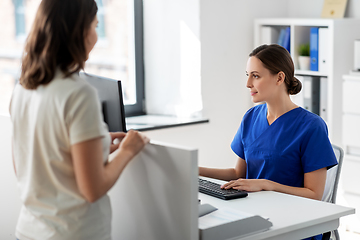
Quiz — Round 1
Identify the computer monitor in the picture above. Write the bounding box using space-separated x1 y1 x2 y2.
108 141 199 240
79 72 127 132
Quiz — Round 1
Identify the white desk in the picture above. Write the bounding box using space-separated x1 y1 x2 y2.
199 186 354 239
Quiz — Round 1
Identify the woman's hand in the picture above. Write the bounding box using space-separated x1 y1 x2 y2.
116 130 150 160
109 132 126 154
221 178 269 192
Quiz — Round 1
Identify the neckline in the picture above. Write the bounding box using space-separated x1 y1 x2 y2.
264 104 300 126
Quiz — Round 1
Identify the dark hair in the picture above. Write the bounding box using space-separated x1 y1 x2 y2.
20 0 98 89
249 44 302 95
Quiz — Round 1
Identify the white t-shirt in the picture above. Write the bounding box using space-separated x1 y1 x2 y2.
10 70 112 240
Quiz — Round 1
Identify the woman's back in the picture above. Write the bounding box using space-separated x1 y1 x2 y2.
11 70 112 240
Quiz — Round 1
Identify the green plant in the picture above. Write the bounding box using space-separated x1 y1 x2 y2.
298 43 310 56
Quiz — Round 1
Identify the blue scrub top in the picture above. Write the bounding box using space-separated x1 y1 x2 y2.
231 103 337 188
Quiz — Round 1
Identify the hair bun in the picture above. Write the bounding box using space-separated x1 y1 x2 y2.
289 77 302 95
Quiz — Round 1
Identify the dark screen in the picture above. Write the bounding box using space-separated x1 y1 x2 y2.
79 72 126 132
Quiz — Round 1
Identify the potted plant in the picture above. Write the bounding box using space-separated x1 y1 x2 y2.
298 43 310 70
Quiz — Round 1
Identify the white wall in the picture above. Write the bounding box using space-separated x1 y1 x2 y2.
143 0 202 117
0 115 21 239
143 0 288 168
345 0 360 18
288 0 360 18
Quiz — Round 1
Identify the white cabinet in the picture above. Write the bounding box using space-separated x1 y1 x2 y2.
341 74 360 233
254 18 360 146
342 75 360 152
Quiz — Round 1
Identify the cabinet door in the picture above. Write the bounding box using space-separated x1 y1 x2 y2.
342 155 360 195
343 79 360 114
343 114 360 147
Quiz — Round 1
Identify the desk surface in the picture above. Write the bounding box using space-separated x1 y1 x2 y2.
199 180 354 240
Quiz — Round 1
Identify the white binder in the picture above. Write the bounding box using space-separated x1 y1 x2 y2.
260 26 278 45
320 77 328 122
303 76 320 115
318 28 329 73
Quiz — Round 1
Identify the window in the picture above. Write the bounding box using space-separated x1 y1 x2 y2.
95 0 106 39
0 0 144 117
13 0 26 39
0 0 25 116
85 0 144 116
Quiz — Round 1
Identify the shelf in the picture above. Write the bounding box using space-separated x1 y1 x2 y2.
295 70 328 77
255 18 351 27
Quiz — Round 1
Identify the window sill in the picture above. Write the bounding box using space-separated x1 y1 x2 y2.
126 114 209 132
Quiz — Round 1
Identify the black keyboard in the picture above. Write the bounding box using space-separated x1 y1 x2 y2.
199 178 248 200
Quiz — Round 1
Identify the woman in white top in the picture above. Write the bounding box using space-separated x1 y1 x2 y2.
10 0 149 239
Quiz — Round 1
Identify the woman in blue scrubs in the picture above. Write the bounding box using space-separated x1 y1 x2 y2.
199 44 337 239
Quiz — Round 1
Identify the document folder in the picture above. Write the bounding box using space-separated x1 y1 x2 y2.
310 27 319 71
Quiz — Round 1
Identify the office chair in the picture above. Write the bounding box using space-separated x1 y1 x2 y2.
321 144 344 240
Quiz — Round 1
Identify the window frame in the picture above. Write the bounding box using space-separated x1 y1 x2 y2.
124 0 145 117
95 0 106 39
13 0 26 38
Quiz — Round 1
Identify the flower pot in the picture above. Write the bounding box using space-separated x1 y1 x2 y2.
298 56 310 70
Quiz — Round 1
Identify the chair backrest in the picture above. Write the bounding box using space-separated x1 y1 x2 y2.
321 144 344 203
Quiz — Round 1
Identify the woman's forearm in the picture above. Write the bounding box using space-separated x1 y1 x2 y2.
265 168 326 200
72 131 148 203
199 167 243 181
199 158 246 181
264 180 323 200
